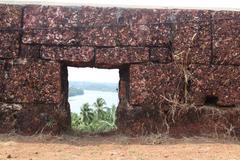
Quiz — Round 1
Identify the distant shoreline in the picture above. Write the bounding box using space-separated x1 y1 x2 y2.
69 89 117 98
69 81 118 94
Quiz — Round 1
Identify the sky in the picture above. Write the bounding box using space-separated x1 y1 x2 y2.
2 0 239 83
68 67 119 83
1 0 240 10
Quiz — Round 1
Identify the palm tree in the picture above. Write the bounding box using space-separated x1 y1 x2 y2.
80 103 94 125
93 98 107 120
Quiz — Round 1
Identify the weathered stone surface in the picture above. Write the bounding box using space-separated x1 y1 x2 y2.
41 46 94 66
20 44 40 59
150 47 172 63
1 59 61 103
189 65 240 106
118 9 211 25
118 24 171 46
172 22 211 64
129 63 184 106
213 19 240 65
118 8 172 25
213 10 240 20
0 61 5 98
79 6 118 26
0 5 22 29
96 47 149 68
80 26 117 46
22 29 78 45
0 4 240 137
117 105 240 136
0 31 20 59
0 102 70 135
24 5 80 29
170 9 212 23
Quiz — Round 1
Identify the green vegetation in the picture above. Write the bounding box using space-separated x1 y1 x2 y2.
69 87 84 97
71 98 117 133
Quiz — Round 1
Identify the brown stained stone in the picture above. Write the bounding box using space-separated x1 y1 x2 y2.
189 65 240 106
24 5 80 29
118 24 171 46
20 45 40 59
213 10 240 20
119 9 211 25
79 6 118 26
119 8 173 25
119 79 127 101
0 102 70 135
0 31 20 59
172 22 211 64
0 5 22 29
80 26 117 46
22 29 78 45
95 47 149 68
213 19 240 65
171 9 212 23
0 61 5 98
129 63 184 106
41 46 94 65
117 105 240 136
150 47 172 63
2 59 61 103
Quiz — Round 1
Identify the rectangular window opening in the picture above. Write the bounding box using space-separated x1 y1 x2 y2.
67 67 120 134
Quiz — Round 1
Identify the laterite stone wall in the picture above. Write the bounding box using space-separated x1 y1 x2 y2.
0 4 240 136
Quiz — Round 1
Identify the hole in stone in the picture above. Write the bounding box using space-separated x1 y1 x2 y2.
204 95 219 106
67 67 119 133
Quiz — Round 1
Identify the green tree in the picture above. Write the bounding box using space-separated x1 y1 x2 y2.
80 103 94 125
93 98 107 120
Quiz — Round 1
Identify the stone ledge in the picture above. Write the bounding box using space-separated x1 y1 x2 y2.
41 46 94 66
95 47 149 68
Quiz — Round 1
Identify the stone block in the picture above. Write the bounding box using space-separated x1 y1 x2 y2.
170 9 212 23
0 31 20 59
189 64 240 106
213 19 240 65
118 9 211 25
213 10 240 20
0 61 5 98
96 47 149 68
129 63 184 106
0 102 69 135
150 47 172 63
0 5 22 29
41 46 94 66
80 26 117 46
79 6 118 26
117 104 240 136
118 24 171 46
22 29 78 45
118 8 172 25
172 22 211 64
20 44 40 59
2 59 62 103
24 5 80 29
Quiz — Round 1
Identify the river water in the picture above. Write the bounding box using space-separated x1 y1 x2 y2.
68 90 119 113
